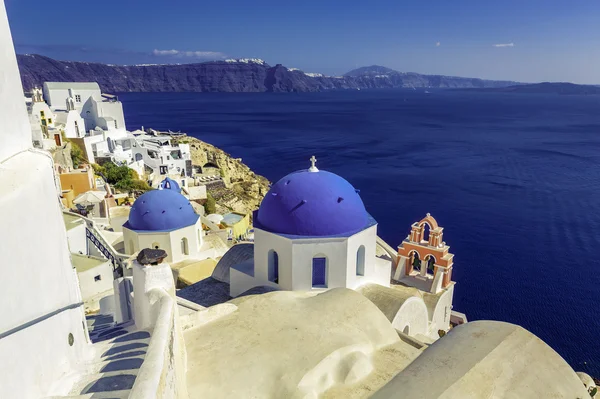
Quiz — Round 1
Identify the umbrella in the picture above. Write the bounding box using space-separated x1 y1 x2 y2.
73 191 106 206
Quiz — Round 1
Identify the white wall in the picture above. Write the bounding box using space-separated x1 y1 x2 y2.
391 297 429 337
0 7 90 396
66 222 87 254
345 225 390 289
43 84 101 110
62 110 86 138
93 99 126 131
77 260 113 302
253 228 293 289
237 226 391 297
123 220 206 264
428 285 454 338
0 1 30 162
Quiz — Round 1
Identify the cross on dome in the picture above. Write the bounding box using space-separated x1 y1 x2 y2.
309 155 319 172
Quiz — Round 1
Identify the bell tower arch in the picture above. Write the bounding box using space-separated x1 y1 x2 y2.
394 214 454 294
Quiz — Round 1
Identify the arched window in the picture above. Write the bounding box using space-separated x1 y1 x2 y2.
268 250 279 283
422 223 431 243
181 238 189 255
412 252 421 271
152 242 160 250
312 256 327 288
356 245 365 276
426 256 435 274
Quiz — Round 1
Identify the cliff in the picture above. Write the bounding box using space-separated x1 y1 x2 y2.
17 55 519 93
174 136 270 216
456 82 600 95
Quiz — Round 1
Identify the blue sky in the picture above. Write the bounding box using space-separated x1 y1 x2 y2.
6 0 600 83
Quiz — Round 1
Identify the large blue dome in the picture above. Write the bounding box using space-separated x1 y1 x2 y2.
124 187 198 232
255 169 369 236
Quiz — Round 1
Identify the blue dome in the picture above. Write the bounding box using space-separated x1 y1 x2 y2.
124 188 198 232
255 169 369 236
159 177 180 192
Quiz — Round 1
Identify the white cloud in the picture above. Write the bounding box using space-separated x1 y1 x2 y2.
493 43 515 47
436 42 441 47
152 49 226 59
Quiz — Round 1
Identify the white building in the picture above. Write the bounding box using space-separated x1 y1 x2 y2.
43 82 126 132
122 177 214 263
131 133 191 182
71 253 114 313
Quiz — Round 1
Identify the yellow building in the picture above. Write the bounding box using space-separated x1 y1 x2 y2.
222 212 250 240
59 166 97 196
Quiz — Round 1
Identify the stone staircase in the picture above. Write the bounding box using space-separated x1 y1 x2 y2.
47 314 151 399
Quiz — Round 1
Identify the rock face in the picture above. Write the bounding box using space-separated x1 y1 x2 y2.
17 55 519 93
176 136 270 216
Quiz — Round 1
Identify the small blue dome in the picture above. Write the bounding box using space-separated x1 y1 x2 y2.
255 169 369 236
124 188 198 232
159 177 180 192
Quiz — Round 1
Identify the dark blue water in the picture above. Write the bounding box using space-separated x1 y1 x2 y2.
119 89 600 375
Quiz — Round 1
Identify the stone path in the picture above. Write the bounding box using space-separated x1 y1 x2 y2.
47 314 151 398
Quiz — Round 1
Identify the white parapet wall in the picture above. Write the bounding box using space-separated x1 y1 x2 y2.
130 260 189 398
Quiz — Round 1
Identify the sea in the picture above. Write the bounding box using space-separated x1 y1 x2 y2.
119 89 600 376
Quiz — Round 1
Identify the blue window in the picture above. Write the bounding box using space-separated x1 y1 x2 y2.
268 250 279 283
312 257 327 287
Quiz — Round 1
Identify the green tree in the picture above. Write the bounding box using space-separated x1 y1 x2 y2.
204 192 217 214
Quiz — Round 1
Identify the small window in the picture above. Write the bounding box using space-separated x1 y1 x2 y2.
268 250 279 283
40 110 45 118
181 238 189 255
356 245 365 276
48 118 52 124
94 275 101 282
114 120 118 129
75 94 81 103
41 119 47 126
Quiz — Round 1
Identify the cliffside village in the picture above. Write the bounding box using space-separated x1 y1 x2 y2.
1 4 597 396
26 82 270 300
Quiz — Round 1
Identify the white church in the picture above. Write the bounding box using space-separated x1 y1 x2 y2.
228 156 455 340
122 177 216 263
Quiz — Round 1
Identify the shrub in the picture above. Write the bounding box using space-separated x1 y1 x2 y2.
204 192 217 214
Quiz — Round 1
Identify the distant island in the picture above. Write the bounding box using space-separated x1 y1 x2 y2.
16 55 519 93
457 82 600 95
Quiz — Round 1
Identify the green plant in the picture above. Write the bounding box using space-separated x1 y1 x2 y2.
70 141 84 168
93 162 151 194
204 192 217 214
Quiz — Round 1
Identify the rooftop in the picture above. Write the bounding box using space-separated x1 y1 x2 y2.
63 212 85 231
71 253 108 273
44 82 101 91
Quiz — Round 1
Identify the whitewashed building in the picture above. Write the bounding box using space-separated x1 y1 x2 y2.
43 82 126 132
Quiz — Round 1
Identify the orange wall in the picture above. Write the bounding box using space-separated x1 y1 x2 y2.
59 169 95 196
